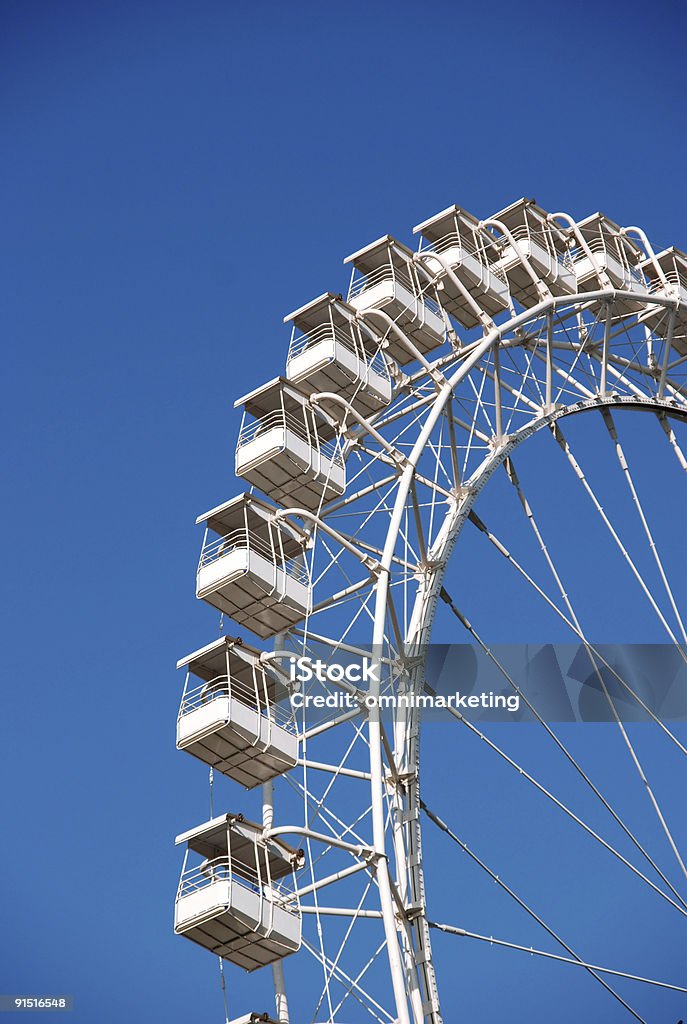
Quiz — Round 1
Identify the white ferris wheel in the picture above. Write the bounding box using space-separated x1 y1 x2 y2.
173 198 687 1024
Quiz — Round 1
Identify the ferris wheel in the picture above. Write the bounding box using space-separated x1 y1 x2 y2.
173 198 687 1024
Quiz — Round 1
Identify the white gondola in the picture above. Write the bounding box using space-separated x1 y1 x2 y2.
344 236 445 363
196 493 311 640
570 213 647 313
176 636 297 788
285 292 394 416
489 198 576 305
638 247 687 354
413 205 510 327
235 377 345 509
175 814 304 971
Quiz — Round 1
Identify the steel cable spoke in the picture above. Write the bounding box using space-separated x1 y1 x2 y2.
552 421 686 647
440 585 687 912
465 508 687 757
658 410 687 471
420 801 649 1024
429 922 687 994
436 592 687 913
502 455 687 905
548 425 687 883
601 407 687 644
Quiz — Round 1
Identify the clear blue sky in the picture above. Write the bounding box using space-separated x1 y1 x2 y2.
2 1 686 1022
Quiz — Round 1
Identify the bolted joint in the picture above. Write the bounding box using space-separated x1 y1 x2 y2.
488 432 510 452
403 902 426 922
362 553 383 577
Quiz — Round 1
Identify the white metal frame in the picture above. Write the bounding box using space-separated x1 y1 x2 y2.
176 199 687 1024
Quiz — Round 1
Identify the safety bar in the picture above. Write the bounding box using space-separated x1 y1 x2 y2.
198 529 310 586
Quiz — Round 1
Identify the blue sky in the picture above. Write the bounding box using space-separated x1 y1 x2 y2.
2 1 687 1022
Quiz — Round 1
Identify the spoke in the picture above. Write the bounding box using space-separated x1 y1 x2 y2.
429 922 687 994
420 801 649 1024
503 455 687 906
302 937 393 1023
445 404 462 488
544 423 687 880
442 581 687 912
658 410 687 471
302 812 335 1019
475 359 542 420
584 642 687 886
313 874 378 1023
298 727 375 850
326 472 398 515
332 938 389 1020
601 408 687 643
424 625 687 918
465 507 687 757
285 774 374 867
530 340 596 402
465 354 495 437
602 356 655 401
310 576 373 615
550 422 682 645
